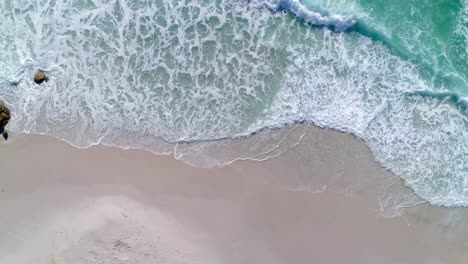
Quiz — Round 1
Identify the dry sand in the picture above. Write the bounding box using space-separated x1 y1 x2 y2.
0 125 468 264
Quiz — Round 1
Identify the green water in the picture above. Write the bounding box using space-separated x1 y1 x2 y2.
307 0 467 93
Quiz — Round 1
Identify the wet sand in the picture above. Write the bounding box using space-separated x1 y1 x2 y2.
0 125 467 263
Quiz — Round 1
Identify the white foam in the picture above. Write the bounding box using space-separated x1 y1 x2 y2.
248 27 468 206
250 0 356 31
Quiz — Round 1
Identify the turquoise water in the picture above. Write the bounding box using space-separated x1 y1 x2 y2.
0 0 466 206
309 0 467 91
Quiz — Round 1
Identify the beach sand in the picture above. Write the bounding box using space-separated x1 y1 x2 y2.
1 125 467 264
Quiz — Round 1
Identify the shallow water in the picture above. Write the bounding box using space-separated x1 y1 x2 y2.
0 0 466 206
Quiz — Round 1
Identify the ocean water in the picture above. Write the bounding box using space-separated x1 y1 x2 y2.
0 0 466 207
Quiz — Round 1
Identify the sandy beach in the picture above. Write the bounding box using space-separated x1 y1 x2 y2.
1 125 468 264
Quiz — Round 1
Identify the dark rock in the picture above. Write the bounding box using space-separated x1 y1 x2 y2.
0 100 10 141
34 70 49 84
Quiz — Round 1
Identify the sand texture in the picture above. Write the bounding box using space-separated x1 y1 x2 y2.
1 126 468 263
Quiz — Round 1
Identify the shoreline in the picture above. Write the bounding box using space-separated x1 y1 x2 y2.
9 120 445 209
1 126 468 263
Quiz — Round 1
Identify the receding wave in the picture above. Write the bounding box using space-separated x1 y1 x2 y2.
0 0 467 207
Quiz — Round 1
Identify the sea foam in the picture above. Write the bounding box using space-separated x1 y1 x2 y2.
248 0 356 31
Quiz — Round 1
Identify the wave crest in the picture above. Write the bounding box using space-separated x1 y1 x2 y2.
249 0 356 31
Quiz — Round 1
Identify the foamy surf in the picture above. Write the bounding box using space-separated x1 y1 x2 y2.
0 0 467 207
249 0 356 31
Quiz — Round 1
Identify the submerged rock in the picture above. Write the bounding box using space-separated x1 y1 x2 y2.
34 70 49 84
0 100 10 140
